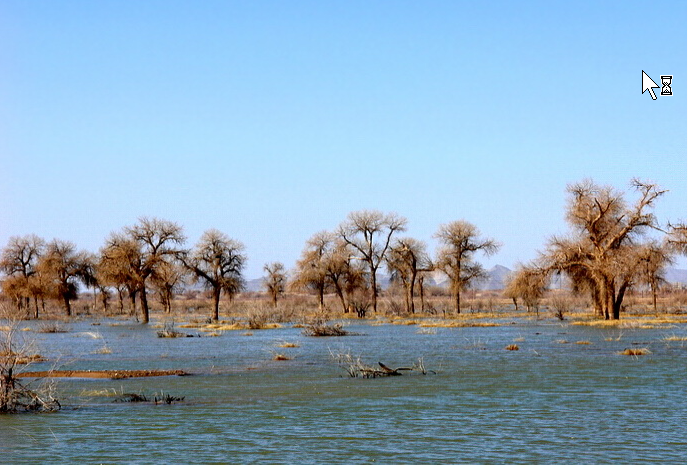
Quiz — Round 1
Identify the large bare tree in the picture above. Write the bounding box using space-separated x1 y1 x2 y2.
386 237 431 314
101 218 185 323
37 240 91 316
539 179 672 320
434 220 500 314
181 229 245 321
0 235 45 318
292 231 332 311
338 210 407 313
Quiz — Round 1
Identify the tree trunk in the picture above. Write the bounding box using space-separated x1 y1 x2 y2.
333 282 347 313
212 287 221 321
63 294 71 317
318 283 324 311
512 297 518 311
370 270 378 313
454 283 461 314
33 297 39 319
419 276 425 313
140 287 150 324
409 270 417 314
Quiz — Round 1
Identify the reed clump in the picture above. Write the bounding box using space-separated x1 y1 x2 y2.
619 348 651 356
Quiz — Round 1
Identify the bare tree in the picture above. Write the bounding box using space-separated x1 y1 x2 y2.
151 260 187 314
292 231 331 311
338 210 407 313
665 221 687 255
98 236 142 315
36 240 91 316
264 262 287 307
100 218 185 323
434 220 500 314
181 229 245 321
503 265 547 314
386 237 431 314
539 179 668 320
637 242 674 314
0 235 45 318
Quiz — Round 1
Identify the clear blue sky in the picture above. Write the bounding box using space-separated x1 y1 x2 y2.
1 1 686 278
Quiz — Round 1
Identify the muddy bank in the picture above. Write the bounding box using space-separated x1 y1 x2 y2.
17 369 189 379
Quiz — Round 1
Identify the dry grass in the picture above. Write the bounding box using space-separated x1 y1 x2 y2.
272 353 291 361
93 345 112 354
418 319 501 328
555 339 569 344
277 341 300 348
575 340 592 345
571 314 686 329
0 351 46 364
416 327 437 335
619 348 651 356
513 337 525 342
505 344 519 351
662 334 687 342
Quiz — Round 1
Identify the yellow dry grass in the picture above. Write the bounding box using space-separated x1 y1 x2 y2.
619 348 651 356
575 341 592 345
418 319 502 328
277 341 299 348
505 344 519 351
179 322 282 331
571 314 686 329
661 334 687 342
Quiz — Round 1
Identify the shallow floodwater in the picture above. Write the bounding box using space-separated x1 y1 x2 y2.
1 317 686 464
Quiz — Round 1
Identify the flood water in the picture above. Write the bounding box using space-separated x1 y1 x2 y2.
1 317 686 464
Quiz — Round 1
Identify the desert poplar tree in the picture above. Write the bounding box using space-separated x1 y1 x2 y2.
181 229 246 321
435 220 500 314
386 237 431 314
338 210 407 313
0 235 45 317
539 179 668 320
37 240 91 316
264 262 287 307
503 265 548 313
292 231 331 311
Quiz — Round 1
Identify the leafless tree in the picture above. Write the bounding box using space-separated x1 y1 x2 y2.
0 235 45 318
100 218 185 323
181 229 245 321
37 240 91 316
637 241 674 313
503 265 547 314
292 231 332 311
434 220 500 314
386 237 431 314
539 179 669 320
98 236 141 315
665 221 687 255
264 262 287 307
338 210 407 313
151 260 187 314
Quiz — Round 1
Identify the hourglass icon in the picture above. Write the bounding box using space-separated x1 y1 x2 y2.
660 75 673 96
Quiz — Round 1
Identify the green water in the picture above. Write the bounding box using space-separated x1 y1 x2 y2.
1 319 686 463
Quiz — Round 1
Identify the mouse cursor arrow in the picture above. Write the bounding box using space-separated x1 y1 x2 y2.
642 70 659 100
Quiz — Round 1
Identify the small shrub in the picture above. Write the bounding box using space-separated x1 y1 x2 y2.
505 344 519 351
302 320 348 337
620 348 651 356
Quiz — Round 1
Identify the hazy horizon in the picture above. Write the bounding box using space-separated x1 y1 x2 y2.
2 1 686 278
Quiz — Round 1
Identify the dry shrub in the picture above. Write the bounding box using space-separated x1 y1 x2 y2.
505 344 519 351
620 348 651 356
662 334 687 342
302 320 348 337
277 341 299 348
272 353 291 361
36 322 68 333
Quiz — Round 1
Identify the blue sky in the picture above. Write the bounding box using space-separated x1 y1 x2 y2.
1 1 686 278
